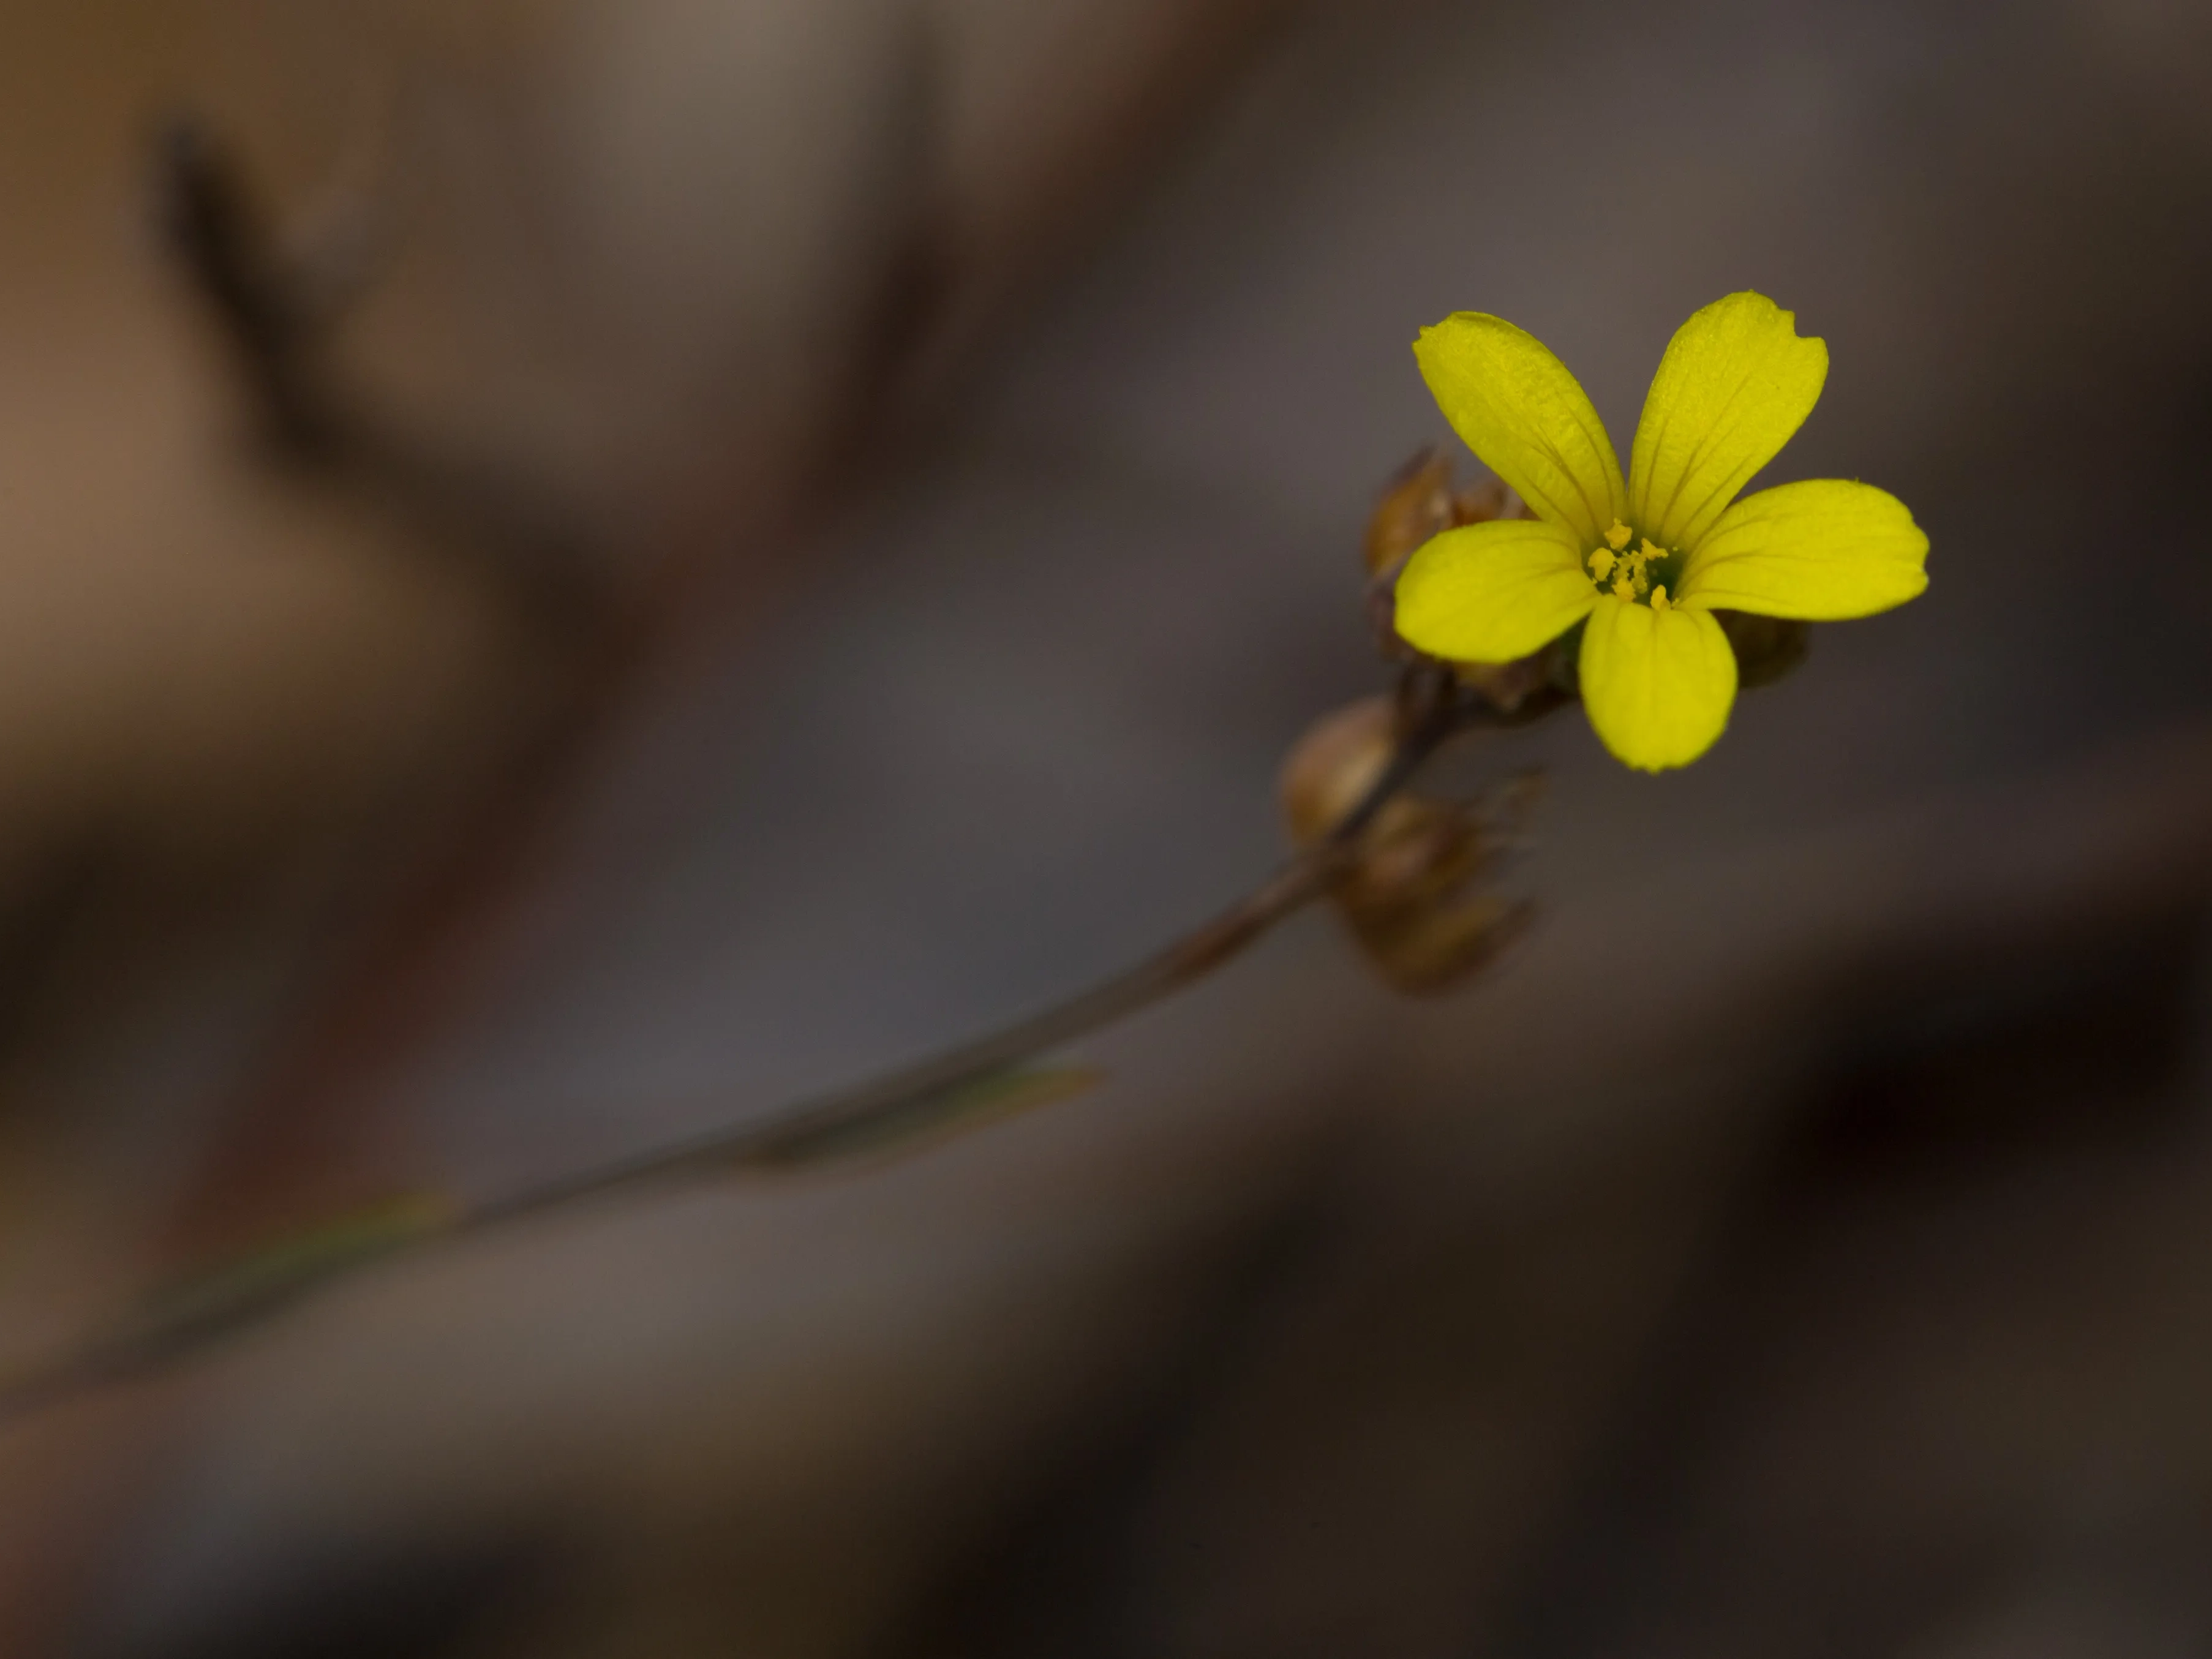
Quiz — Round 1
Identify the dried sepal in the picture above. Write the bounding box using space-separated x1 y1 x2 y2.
1714 610 1811 688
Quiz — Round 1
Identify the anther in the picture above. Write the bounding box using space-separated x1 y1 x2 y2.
1651 584 1671 612
1588 549 1616 582
1605 522 1633 551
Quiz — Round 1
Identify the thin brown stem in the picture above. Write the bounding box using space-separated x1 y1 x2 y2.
0 677 1539 1425
473 678 1478 1213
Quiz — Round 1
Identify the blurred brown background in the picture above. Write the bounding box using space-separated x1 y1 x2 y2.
2 1 2211 1655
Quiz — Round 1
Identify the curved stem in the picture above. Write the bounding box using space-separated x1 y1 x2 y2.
475 683 1470 1216
0 678 1534 1425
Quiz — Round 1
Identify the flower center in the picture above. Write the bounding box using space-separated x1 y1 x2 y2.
1587 521 1685 611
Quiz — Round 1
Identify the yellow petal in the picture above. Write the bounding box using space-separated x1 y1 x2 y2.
1394 517 1596 663
1679 479 1929 619
1578 595 1737 772
1629 293 1828 552
1414 314 1627 548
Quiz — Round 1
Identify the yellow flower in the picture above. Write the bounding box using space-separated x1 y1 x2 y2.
1392 292 1928 771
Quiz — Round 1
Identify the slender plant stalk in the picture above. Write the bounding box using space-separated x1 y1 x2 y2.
475 682 1475 1206
0 679 1538 1426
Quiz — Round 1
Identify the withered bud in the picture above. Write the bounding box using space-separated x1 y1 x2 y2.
1349 891 1535 996
1280 697 1397 846
1362 450 1456 579
1361 448 1511 579
1461 477 1510 522
1715 611 1811 688
1366 451 1546 677
1279 698 1540 996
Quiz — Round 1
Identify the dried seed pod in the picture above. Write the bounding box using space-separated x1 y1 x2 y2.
1279 698 1539 995
1349 890 1535 996
1280 697 1397 845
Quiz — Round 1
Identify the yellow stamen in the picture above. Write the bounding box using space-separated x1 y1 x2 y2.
1651 584 1671 612
1605 522 1633 552
1588 549 1615 581
1639 538 1666 563
1610 574 1637 602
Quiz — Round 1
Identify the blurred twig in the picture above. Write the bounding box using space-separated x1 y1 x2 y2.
153 115 610 630
156 120 331 455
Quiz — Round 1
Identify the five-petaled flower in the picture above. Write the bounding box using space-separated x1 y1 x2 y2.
1392 292 1928 771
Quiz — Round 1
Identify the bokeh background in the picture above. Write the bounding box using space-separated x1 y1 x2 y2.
3 1 2212 1655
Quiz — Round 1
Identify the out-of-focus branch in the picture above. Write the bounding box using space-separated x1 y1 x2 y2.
156 120 332 456
153 115 612 632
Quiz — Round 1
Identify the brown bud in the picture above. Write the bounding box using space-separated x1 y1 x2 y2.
1364 453 1559 685
1361 449 1514 579
1362 449 1458 577
1280 698 1396 845
1454 476 1509 525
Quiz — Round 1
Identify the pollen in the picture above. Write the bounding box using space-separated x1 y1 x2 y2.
1610 574 1638 602
1651 584 1671 612
1604 522 1634 551
1588 549 1616 582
